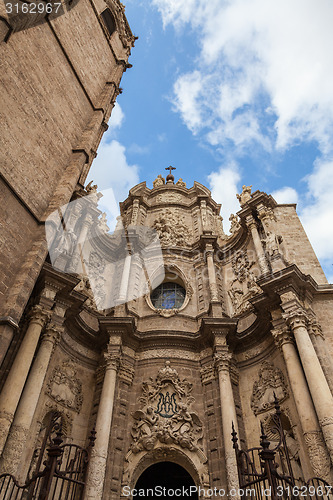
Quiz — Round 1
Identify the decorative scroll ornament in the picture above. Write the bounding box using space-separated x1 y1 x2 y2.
46 359 83 413
153 209 191 247
130 361 203 453
251 362 288 415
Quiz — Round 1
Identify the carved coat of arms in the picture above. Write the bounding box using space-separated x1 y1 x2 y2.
130 361 203 453
46 359 83 413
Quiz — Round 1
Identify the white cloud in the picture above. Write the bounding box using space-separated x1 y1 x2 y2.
207 161 241 232
173 71 205 133
300 159 333 263
88 139 139 204
153 0 333 154
271 187 299 205
108 102 124 130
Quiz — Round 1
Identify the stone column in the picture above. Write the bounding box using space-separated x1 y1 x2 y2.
285 311 333 465
67 211 94 274
245 215 270 275
271 323 331 480
84 340 121 500
206 244 219 302
118 253 132 304
214 337 240 494
0 305 49 455
0 323 62 477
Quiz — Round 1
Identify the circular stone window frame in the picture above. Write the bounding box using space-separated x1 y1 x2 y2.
146 265 193 317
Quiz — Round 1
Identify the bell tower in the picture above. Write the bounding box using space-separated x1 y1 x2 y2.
0 0 135 363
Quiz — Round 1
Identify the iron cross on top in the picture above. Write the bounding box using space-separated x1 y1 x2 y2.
165 166 176 175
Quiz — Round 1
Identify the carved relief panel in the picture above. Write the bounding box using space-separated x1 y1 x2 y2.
130 362 203 454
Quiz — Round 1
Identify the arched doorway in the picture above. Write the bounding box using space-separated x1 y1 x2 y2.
134 462 199 499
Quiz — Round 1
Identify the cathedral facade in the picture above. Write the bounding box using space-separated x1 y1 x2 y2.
1 167 333 498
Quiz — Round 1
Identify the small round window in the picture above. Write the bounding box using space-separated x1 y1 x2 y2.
151 282 186 310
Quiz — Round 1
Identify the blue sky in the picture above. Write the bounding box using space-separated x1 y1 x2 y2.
87 0 333 282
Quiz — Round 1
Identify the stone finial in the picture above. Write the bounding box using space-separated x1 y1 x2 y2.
153 174 165 188
236 185 252 207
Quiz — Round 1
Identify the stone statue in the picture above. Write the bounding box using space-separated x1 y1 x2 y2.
98 212 109 233
153 174 165 188
229 214 241 234
57 228 77 256
236 185 252 207
176 178 186 187
264 231 283 257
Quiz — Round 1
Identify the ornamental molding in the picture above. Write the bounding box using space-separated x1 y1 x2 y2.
251 361 288 415
130 361 203 454
46 359 83 413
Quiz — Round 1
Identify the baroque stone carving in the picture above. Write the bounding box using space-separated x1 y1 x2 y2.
304 431 331 480
228 251 262 315
229 214 241 235
130 361 203 453
153 174 165 188
176 178 186 187
251 362 288 415
236 185 252 207
263 230 283 258
262 412 303 480
153 209 191 247
46 359 83 413
200 363 216 384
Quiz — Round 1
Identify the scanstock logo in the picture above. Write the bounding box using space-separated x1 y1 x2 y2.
45 190 165 312
2 0 81 36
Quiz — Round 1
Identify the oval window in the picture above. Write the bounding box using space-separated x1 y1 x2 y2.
151 282 186 310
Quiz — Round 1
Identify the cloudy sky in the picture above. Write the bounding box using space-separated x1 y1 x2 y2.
87 0 333 282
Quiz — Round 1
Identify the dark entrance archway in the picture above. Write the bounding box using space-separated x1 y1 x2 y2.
134 461 199 499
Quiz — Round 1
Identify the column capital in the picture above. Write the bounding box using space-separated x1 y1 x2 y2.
27 305 50 328
256 203 276 223
271 325 294 350
41 322 63 346
214 348 233 372
308 314 324 339
283 310 308 331
245 214 256 229
104 346 122 371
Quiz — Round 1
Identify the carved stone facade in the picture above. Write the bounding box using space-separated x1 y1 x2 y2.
1 174 333 496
